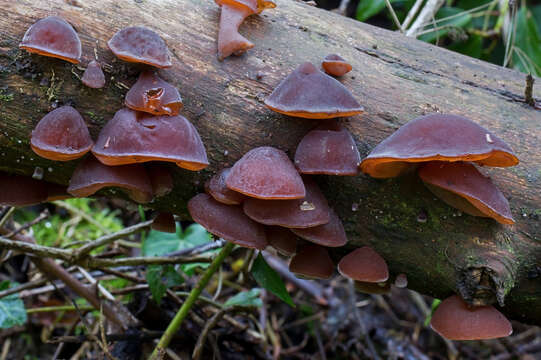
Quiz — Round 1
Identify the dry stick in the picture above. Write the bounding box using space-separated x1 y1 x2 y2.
53 200 111 234
402 0 425 31
405 0 445 37
4 209 50 238
150 241 235 360
384 0 402 31
0 207 15 229
525 74 535 107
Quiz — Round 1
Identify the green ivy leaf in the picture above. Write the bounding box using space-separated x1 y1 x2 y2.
512 7 541 77
0 281 27 329
251 254 294 307
146 265 185 305
224 288 263 308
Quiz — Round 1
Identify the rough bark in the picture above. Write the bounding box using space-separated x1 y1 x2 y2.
0 0 540 324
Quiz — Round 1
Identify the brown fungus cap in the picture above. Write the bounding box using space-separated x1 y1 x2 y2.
266 226 298 256
337 246 389 283
322 54 352 77
264 62 364 119
125 71 183 116
67 156 153 203
19 16 81 64
152 212 176 233
147 164 174 197
108 26 172 68
243 177 330 228
291 208 347 247
226 147 305 199
92 108 208 171
205 168 246 205
360 113 519 178
81 60 106 89
31 106 93 161
289 244 334 279
215 0 275 14
430 295 512 340
418 161 514 224
295 125 360 175
188 193 267 249
0 173 48 206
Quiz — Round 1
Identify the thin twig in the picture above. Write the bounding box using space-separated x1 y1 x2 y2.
402 0 424 31
4 209 50 238
384 0 402 31
53 200 111 234
405 0 445 37
0 207 15 229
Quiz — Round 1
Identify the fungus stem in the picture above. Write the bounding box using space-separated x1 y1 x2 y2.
150 241 235 359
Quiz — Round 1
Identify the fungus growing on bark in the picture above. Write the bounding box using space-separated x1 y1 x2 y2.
226 146 305 199
360 114 519 178
266 226 297 256
92 108 208 171
418 161 514 224
125 71 183 116
205 168 246 205
19 16 82 63
291 209 347 247
264 62 364 119
147 164 174 197
243 177 330 228
215 0 276 60
0 173 48 206
294 124 360 175
337 246 389 282
289 243 334 279
321 54 352 77
81 60 106 89
31 106 93 161
188 193 267 249
430 295 512 340
67 156 153 203
108 26 172 68
152 212 176 233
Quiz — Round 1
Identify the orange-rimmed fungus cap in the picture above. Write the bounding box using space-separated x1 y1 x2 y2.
360 114 519 178
289 243 334 279
81 60 106 89
205 168 246 205
291 208 347 247
226 146 305 199
321 54 352 77
266 226 297 256
92 108 208 171
295 125 360 175
337 246 389 282
243 177 330 228
125 71 183 116
0 173 48 206
188 193 267 249
19 16 81 64
108 26 172 68
67 156 153 203
418 161 514 224
264 62 364 119
152 212 176 233
31 106 93 161
216 0 275 14
430 295 512 340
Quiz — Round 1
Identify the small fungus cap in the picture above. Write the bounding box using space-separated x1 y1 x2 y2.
108 26 172 68
67 156 153 203
322 54 352 77
226 146 305 199
430 295 512 340
291 208 347 247
215 0 276 14
188 193 268 249
266 226 298 256
81 60 106 89
264 62 364 119
289 244 334 279
19 16 82 63
337 246 389 282
418 161 514 224
92 108 208 171
243 177 330 228
205 168 246 205
0 173 48 206
360 113 519 178
125 71 183 116
151 212 176 233
295 125 360 175
31 106 93 161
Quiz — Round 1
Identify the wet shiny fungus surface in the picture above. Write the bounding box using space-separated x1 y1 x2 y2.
205 168 246 205
322 54 352 77
81 60 106 89
0 173 48 206
337 246 389 282
108 26 172 68
291 208 347 247
266 226 298 256
289 244 334 279
151 212 176 233
125 71 183 116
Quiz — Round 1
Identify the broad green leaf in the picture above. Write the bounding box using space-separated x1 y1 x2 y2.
419 7 472 43
356 0 402 22
251 254 294 307
146 265 185 305
0 281 27 329
141 223 213 257
224 288 263 308
512 7 541 76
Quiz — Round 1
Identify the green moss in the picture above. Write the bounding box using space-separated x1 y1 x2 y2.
0 89 13 102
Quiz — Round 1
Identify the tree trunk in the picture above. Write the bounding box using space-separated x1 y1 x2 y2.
1 0 540 324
